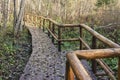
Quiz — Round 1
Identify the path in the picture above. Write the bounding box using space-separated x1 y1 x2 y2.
20 24 66 80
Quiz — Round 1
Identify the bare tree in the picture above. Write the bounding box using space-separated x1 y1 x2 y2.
13 0 25 36
1 0 9 30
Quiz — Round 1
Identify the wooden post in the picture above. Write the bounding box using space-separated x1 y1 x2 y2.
92 36 97 73
65 61 74 80
32 15 33 24
25 14 26 22
35 16 37 26
43 19 45 32
28 15 30 23
33 16 35 25
79 27 82 50
58 27 61 52
118 58 120 80
48 21 51 37
39 17 41 28
52 23 55 43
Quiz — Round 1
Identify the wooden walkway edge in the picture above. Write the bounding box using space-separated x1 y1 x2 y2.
19 23 65 80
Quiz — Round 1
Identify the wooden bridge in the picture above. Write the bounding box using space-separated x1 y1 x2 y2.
20 14 120 80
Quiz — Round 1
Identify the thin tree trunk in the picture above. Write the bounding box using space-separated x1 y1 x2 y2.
13 0 17 37
0 0 2 24
2 0 9 29
38 0 42 13
14 0 25 36
8 0 11 22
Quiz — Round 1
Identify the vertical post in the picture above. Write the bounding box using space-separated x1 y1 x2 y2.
79 26 82 50
25 14 27 22
39 17 41 28
28 15 30 23
58 26 61 52
43 19 45 32
118 58 120 80
33 15 35 25
48 21 51 37
34 16 35 26
35 16 37 26
30 15 31 23
92 36 97 73
52 23 55 43
23 15 25 30
65 61 74 80
34 15 36 26
32 15 33 24
28 14 29 23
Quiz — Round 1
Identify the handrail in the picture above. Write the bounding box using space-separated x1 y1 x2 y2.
75 48 120 59
66 53 92 80
79 36 116 80
67 48 120 80
79 24 120 48
24 14 120 80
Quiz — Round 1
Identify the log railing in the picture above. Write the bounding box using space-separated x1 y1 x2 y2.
24 14 120 80
24 14 83 51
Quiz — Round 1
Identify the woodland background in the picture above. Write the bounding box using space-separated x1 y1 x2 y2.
0 0 120 80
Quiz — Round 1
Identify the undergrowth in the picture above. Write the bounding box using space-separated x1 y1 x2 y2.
54 24 120 75
0 25 32 80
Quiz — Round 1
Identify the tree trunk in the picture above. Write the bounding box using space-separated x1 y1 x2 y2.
8 0 11 22
2 0 9 30
13 0 17 34
14 0 25 36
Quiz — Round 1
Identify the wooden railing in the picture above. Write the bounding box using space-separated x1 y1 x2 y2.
24 14 120 80
24 14 83 51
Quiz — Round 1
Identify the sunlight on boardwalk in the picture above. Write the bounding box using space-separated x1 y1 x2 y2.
20 24 65 80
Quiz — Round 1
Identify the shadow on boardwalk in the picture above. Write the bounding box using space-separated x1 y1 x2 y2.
20 24 66 80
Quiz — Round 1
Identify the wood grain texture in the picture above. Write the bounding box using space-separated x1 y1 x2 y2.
75 48 120 59
67 53 92 80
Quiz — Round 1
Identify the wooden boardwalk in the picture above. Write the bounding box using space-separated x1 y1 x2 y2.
20 24 65 80
21 14 120 79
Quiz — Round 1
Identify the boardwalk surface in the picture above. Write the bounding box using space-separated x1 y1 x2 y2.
20 24 65 80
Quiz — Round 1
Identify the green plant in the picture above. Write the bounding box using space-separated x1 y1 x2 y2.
0 25 31 79
0 77 2 80
96 0 114 7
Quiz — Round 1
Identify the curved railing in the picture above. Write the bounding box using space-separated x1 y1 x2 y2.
24 14 120 80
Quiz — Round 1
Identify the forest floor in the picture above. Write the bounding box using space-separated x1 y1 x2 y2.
0 27 32 80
